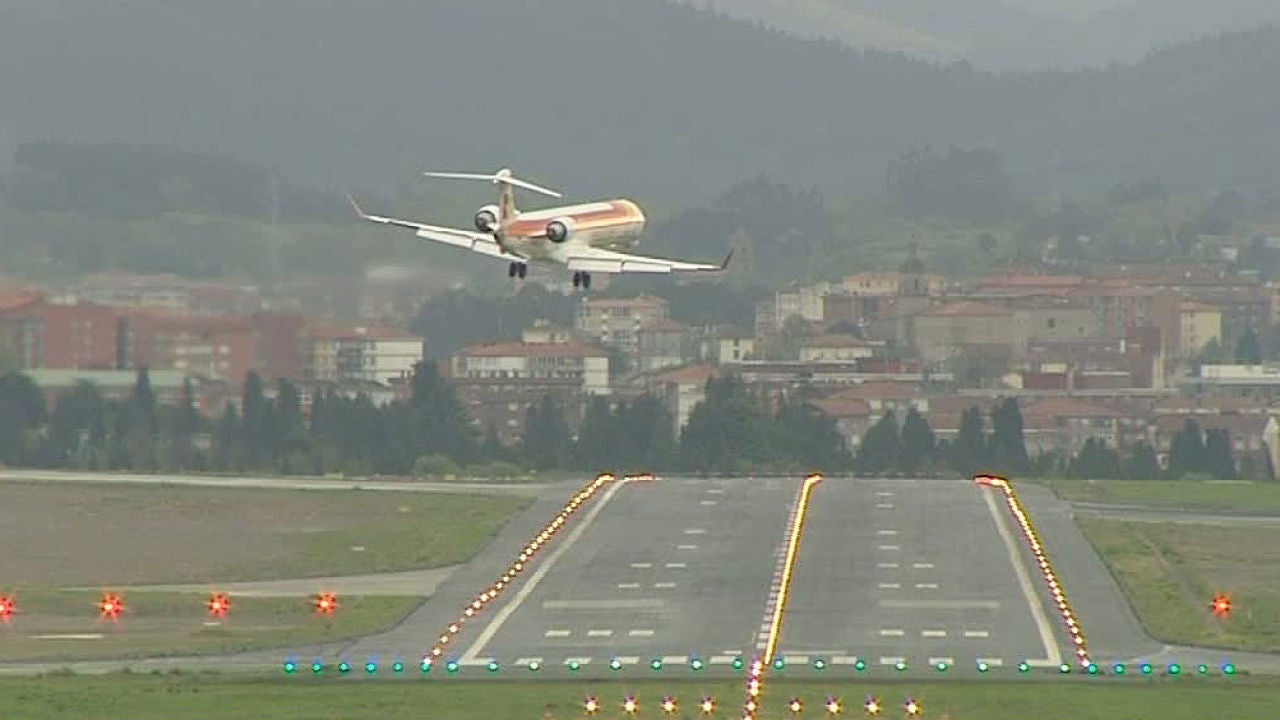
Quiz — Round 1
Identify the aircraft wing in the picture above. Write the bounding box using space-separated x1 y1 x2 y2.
347 195 526 261
565 247 733 274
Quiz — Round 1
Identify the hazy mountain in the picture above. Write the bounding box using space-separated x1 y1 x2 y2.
696 0 1280 69
1 0 1278 210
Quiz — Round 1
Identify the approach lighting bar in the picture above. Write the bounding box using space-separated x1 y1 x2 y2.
0 594 14 622
421 473 619 666
975 473 1092 667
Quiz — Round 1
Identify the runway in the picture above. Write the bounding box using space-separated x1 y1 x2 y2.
5 471 1279 677
778 478 1064 671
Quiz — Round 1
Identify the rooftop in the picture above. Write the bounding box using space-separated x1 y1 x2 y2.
459 341 607 359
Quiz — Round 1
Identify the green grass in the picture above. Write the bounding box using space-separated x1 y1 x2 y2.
1077 519 1280 652
1048 479 1280 513
1 676 1277 720
0 592 421 663
257 493 533 579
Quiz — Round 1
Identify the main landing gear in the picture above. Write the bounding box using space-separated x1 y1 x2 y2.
572 271 592 290
507 262 527 279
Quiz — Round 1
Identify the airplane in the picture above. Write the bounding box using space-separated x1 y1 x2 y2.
348 168 731 289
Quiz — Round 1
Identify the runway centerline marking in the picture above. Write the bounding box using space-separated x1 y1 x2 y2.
587 629 613 637
684 528 706 535
665 562 687 568
878 582 901 589
677 544 699 550
912 562 934 569
877 544 901 551
876 529 899 536
879 628 905 637
630 562 652 568
965 630 990 638
982 485 1062 665
544 629 570 638
700 500 718 506
915 582 938 589
877 503 894 509
654 582 677 589
879 599 999 609
617 582 640 589
459 477 631 662
628 629 655 637
877 562 899 569
921 629 947 638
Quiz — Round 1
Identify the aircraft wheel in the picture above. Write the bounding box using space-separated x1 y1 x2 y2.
508 262 518 278
572 272 581 288
518 263 527 279
582 272 592 289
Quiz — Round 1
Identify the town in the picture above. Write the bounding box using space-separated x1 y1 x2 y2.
4 241 1280 480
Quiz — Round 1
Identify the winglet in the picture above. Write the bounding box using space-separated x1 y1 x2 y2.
720 249 735 270
346 193 368 218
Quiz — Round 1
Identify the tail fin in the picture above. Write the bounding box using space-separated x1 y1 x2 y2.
422 168 560 225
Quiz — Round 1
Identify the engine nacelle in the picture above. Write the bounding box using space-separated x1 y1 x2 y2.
545 216 576 244
474 204 500 232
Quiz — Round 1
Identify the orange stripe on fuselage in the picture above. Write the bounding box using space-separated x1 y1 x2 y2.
505 199 644 237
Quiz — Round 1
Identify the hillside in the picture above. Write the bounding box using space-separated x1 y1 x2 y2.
700 0 1280 69
0 1 1278 209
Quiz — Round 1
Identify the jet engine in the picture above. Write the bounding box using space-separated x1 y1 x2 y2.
546 217 576 244
474 204 500 232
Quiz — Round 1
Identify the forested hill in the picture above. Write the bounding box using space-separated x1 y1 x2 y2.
1 1 1278 206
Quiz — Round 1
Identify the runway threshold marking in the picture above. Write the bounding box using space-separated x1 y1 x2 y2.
981 482 1063 666
459 476 633 663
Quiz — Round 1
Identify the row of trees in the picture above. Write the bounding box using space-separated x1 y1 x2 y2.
0 366 1261 479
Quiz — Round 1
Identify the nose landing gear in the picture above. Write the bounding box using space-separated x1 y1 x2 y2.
508 262 527 279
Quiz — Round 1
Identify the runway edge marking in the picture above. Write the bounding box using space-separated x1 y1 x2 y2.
459 476 633 663
981 482 1063 665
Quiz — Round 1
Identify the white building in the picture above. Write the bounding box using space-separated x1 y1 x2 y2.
305 324 424 387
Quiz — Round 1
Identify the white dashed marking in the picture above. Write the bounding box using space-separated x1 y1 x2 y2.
630 562 652 569
628 629 655 638
879 629 905 637
875 491 894 497
662 655 688 665
965 630 990 638
921 629 947 638
877 503 894 509
912 562 935 569
878 582 901 589
880 656 905 665
565 657 591 666
587 629 613 638
616 656 641 665
877 562 899 569
700 500 718 506
876 529 899 536
665 562 687 569
617 582 640 589
915 582 939 589
929 656 955 666
976 657 1003 666
515 657 542 666
684 528 706 535
877 545 901 551
654 582 677 589
677 544 699 550
544 630 570 638
708 488 725 494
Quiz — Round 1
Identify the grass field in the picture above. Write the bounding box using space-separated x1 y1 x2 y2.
0 592 421 662
1 676 1276 720
0 481 532 586
1047 479 1280 513
1077 518 1280 652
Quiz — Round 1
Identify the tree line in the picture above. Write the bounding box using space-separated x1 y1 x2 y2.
0 366 1260 479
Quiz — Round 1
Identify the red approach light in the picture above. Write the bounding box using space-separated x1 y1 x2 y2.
314 592 339 616
0 595 14 621
99 593 125 620
207 592 231 618
1211 592 1233 617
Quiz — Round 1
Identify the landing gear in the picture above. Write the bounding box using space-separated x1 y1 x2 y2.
508 262 527 279
572 271 592 290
